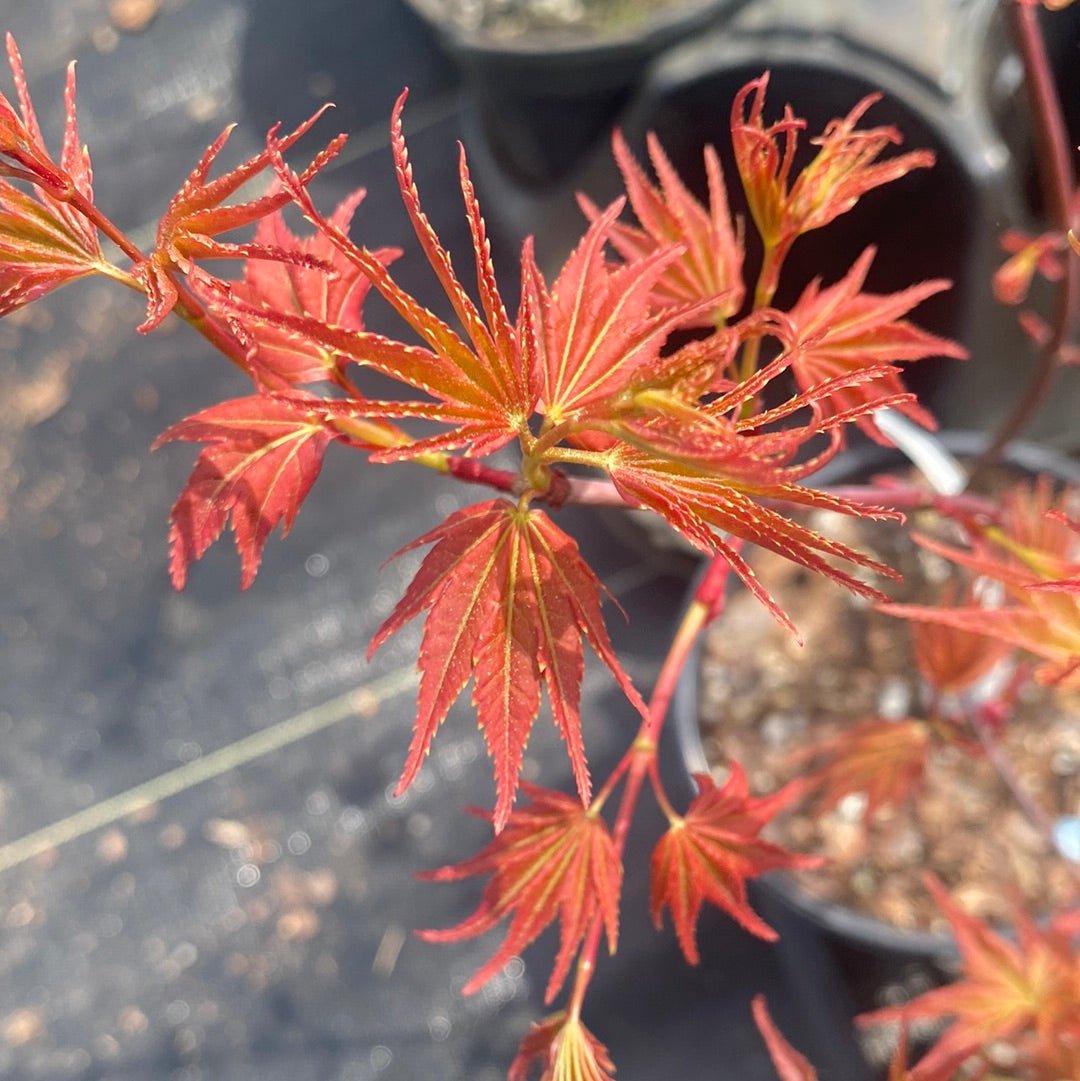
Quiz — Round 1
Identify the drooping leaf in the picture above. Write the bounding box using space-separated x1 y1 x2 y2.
750 997 817 1081
607 441 901 636
799 718 931 819
509 1012 616 1081
420 784 622 1002
650 765 816 963
783 246 967 444
579 129 744 326
135 108 342 332
859 876 1080 1081
153 395 339 589
371 500 646 829
0 34 105 316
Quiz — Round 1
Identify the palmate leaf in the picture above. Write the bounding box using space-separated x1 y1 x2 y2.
579 129 744 327
859 876 1080 1081
731 73 934 252
650 765 815 963
510 1012 616 1081
751 997 817 1081
220 186 400 388
420 784 622 1002
800 718 931 819
0 34 105 315
528 199 723 426
371 499 646 830
885 481 1080 688
135 108 342 332
153 395 340 589
784 246 967 444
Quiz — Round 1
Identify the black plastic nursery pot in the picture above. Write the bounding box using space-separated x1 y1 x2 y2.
399 0 744 184
670 424 1080 1002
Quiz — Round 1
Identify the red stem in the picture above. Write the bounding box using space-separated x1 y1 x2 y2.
566 555 730 1018
976 0 1079 472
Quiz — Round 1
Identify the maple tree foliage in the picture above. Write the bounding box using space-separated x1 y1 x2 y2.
134 107 343 333
578 129 745 327
419 783 622 1001
219 186 401 390
799 718 932 819
509 1013 616 1081
650 764 817 963
369 500 646 829
860 875 1080 1081
153 395 342 590
0 34 107 316
783 246 967 444
731 73 935 274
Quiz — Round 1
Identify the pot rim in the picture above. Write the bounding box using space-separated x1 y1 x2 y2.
670 424 1080 960
401 0 739 63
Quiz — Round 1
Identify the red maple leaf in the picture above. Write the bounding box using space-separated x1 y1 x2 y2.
0 34 105 315
370 499 646 830
799 718 931 819
860 876 1080 1081
993 228 1066 306
153 394 340 589
509 1012 616 1081
420 784 622 1001
245 90 538 462
579 129 744 327
732 73 935 257
783 246 966 444
135 107 341 332
650 764 816 963
217 186 400 388
527 198 724 428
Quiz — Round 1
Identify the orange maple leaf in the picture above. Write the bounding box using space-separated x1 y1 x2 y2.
420 784 622 1001
244 90 538 462
0 34 106 315
370 500 646 830
135 107 341 332
650 765 816 963
731 73 933 287
215 186 400 389
784 246 967 444
859 876 1080 1081
509 1013 616 1081
993 228 1066 306
800 718 931 819
579 129 744 327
